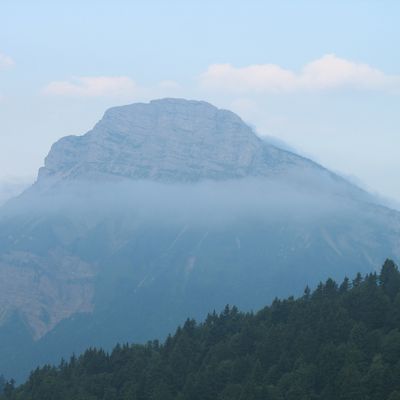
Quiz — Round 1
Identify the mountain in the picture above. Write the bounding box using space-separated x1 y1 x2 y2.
0 98 399 381
36 99 337 185
3 260 400 400
33 99 371 203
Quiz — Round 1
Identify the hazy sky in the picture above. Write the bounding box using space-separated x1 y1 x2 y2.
1 1 399 202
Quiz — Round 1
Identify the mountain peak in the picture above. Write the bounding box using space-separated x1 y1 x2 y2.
35 98 316 187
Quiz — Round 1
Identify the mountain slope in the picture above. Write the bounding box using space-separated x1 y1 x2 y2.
0 180 30 206
0 98 398 381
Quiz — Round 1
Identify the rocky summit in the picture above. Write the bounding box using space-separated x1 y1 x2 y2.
38 98 330 186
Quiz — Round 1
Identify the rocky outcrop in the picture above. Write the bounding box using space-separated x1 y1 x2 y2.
37 99 325 186
0 249 95 339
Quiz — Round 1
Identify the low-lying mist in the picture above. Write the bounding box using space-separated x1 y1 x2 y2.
1 172 375 230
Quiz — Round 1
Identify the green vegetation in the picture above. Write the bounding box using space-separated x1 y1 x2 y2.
3 259 400 400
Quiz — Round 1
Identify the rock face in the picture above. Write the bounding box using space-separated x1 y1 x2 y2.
0 98 399 381
0 250 94 339
37 99 332 185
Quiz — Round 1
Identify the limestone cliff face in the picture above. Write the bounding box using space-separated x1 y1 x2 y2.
0 249 95 339
37 99 319 186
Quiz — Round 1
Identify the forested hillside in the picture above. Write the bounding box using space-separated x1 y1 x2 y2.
3 260 400 400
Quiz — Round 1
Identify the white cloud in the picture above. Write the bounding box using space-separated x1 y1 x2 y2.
300 55 388 90
199 54 399 93
43 76 137 97
0 52 15 69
